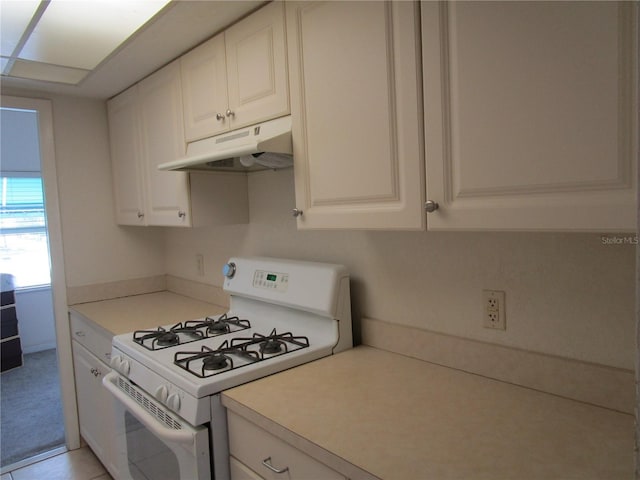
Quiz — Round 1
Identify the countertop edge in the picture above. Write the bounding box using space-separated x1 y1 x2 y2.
221 395 380 480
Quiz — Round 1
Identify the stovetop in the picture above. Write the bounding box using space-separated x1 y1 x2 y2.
129 312 313 379
111 308 339 398
108 256 353 424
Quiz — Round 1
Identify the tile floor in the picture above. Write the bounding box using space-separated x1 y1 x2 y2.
1 447 112 480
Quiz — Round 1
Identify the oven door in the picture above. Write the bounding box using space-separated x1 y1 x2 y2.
103 371 211 480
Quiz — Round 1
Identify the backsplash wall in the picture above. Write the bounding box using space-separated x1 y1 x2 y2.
164 168 635 371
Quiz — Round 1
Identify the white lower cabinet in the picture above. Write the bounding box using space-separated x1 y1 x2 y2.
70 313 118 478
227 411 347 480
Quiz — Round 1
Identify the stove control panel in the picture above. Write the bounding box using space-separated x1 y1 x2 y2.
252 270 289 293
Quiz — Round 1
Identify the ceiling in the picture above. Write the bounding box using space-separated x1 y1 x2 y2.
0 0 265 100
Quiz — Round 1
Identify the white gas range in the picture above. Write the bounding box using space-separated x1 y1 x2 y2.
103 257 352 480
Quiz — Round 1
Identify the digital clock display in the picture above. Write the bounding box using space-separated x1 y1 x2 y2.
266 273 277 282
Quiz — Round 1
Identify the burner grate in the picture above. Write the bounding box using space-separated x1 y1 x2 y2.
183 314 251 337
132 314 251 351
133 322 205 351
173 329 310 378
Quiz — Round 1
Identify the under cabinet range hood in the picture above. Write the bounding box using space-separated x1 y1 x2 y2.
158 116 293 172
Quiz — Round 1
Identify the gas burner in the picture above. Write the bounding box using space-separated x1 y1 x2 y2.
174 342 261 378
260 339 284 355
183 314 251 338
231 329 310 360
157 331 179 346
207 322 229 334
133 322 205 351
202 354 230 371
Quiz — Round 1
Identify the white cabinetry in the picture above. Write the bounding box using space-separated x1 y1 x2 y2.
137 60 192 227
421 1 637 231
108 84 145 225
181 1 289 142
108 60 249 227
70 312 118 478
108 60 190 226
227 411 347 480
286 1 425 230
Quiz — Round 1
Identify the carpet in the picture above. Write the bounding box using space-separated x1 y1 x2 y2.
0 348 65 467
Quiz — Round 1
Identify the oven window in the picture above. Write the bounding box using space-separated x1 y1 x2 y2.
124 412 180 480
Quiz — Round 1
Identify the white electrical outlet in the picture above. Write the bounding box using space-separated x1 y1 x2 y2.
196 254 205 276
483 290 506 330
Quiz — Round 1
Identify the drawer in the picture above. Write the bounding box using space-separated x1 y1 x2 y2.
1 337 22 372
228 411 347 480
70 311 113 364
230 456 263 480
1 306 18 339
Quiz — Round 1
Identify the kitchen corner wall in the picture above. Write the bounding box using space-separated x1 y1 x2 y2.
165 168 635 371
50 95 166 288
2 89 166 289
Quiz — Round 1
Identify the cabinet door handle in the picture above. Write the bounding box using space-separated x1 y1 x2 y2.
262 457 289 474
137 211 144 219
215 113 225 121
424 200 439 213
75 331 85 337
178 211 186 219
292 208 303 218
225 109 235 117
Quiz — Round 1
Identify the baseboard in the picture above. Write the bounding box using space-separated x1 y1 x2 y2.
361 317 634 414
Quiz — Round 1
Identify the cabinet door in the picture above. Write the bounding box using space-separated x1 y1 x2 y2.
226 1 290 130
287 1 425 229
138 60 192 226
107 85 146 225
181 33 229 142
422 1 637 231
72 341 116 474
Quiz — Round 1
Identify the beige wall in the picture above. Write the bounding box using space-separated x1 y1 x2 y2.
2 89 165 288
165 168 636 370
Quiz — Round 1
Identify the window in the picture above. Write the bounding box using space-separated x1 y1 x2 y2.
0 177 51 288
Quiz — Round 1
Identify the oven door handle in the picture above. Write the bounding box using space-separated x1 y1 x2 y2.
103 371 199 446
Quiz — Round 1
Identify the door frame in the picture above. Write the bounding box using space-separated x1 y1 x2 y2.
0 95 80 451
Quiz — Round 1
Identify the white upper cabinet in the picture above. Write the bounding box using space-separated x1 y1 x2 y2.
422 1 638 231
108 84 145 225
181 33 229 141
137 60 192 227
108 60 249 227
286 1 425 229
181 1 289 143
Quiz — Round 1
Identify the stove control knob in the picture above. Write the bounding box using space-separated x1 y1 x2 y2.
222 262 236 279
110 356 130 376
155 385 169 403
167 393 181 411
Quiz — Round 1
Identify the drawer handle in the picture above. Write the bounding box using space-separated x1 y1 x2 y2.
262 457 289 474
75 331 86 337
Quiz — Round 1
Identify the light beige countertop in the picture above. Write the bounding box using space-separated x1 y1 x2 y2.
69 291 227 335
222 346 633 480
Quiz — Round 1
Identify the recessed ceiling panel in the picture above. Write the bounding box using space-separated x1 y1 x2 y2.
18 0 170 70
0 0 40 56
9 59 89 84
